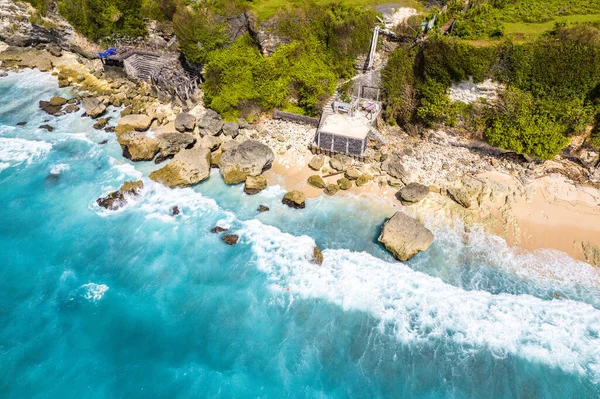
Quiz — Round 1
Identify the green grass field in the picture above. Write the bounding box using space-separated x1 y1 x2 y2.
504 13 600 40
247 0 423 20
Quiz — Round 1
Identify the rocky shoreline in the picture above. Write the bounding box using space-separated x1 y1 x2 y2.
2 38 600 266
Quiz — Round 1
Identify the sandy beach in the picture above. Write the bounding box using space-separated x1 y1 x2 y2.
265 147 600 266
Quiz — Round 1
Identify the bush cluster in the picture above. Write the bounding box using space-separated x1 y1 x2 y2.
382 24 600 159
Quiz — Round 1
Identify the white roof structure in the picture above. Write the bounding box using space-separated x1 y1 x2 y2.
318 113 372 140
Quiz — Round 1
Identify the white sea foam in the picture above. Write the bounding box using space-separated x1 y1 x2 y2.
241 219 600 381
0 137 52 171
423 220 600 289
49 163 70 176
137 179 235 223
80 283 109 302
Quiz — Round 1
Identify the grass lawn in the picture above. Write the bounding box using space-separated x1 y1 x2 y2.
504 13 600 40
248 0 424 20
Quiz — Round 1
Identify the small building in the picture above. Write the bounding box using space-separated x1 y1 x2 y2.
314 97 381 157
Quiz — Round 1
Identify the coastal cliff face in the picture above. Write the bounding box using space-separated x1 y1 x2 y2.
0 0 99 57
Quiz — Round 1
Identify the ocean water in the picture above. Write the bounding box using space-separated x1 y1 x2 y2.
1 69 599 398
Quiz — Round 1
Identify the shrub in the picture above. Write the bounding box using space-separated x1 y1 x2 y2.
58 0 147 40
173 5 227 65
486 88 569 159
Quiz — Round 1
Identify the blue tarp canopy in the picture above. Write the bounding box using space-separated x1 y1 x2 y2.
98 48 117 59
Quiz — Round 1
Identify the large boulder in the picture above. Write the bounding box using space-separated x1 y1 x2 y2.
157 132 196 160
115 114 153 135
244 175 267 195
49 96 67 106
324 184 339 196
82 97 106 118
378 212 434 261
218 140 275 184
39 100 62 116
175 113 196 132
447 178 483 209
96 180 144 210
397 183 429 205
149 144 211 187
198 109 224 136
282 190 306 209
308 155 325 171
337 177 352 190
382 159 409 182
118 132 159 161
308 175 326 188
222 122 239 138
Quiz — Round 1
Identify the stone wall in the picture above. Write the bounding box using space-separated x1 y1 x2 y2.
317 132 366 157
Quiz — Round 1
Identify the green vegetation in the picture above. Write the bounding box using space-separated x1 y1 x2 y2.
195 2 377 118
383 24 600 160
247 0 423 21
58 0 147 40
448 0 600 40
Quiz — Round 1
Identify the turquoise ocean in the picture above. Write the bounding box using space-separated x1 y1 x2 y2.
1 69 600 398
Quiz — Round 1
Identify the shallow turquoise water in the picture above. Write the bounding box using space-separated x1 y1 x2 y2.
1 69 600 398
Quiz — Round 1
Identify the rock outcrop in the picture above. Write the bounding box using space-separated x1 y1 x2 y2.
222 234 239 245
244 175 267 195
174 112 196 132
149 144 211 187
324 184 339 196
382 159 409 182
198 109 224 136
337 177 352 190
156 132 196 161
222 122 239 138
115 114 152 135
308 155 325 171
96 180 143 210
311 246 323 265
118 132 159 161
397 183 429 205
308 175 326 188
218 140 274 184
378 212 434 261
82 97 106 118
282 190 306 209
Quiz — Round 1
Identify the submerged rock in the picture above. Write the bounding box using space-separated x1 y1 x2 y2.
311 246 323 265
257 205 270 213
244 175 267 195
118 131 159 162
222 234 239 245
170 206 181 216
378 211 434 261
397 183 429 205
219 140 274 184
149 144 211 188
282 190 306 209
39 124 54 132
96 180 144 211
38 100 62 116
175 112 196 132
211 226 229 233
